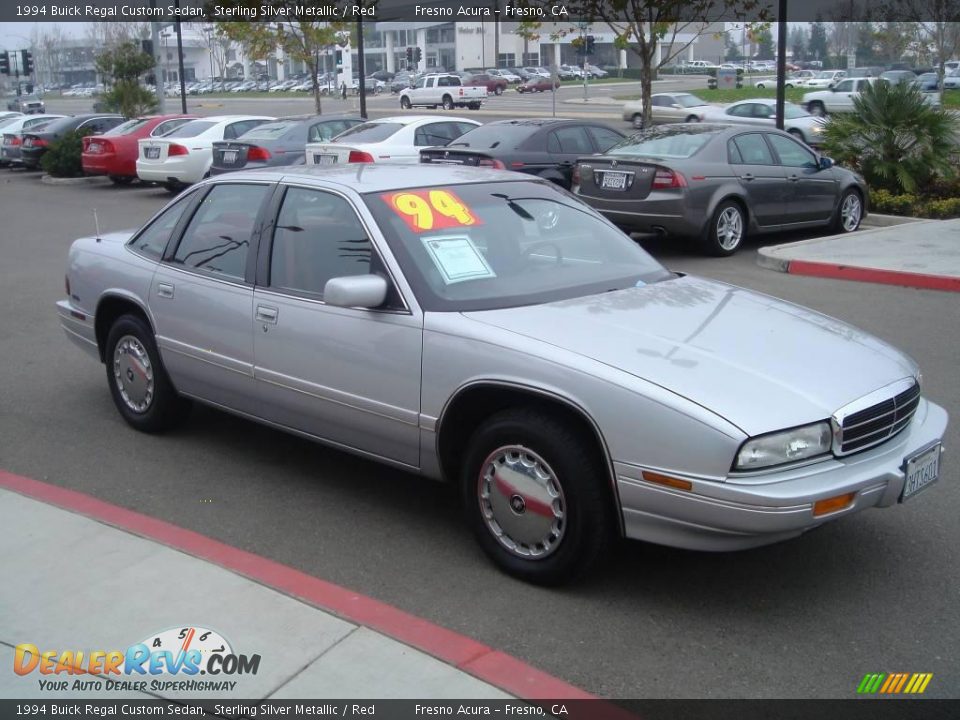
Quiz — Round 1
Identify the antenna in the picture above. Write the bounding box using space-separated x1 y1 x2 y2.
93 209 101 242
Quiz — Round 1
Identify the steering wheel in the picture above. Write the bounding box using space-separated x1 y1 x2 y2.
522 241 564 266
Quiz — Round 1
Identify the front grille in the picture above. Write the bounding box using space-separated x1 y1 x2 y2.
835 380 921 455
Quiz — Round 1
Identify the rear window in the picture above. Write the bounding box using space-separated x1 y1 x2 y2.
609 126 716 159
32 116 78 134
237 121 297 140
331 122 402 143
104 118 152 136
164 120 217 138
445 123 537 150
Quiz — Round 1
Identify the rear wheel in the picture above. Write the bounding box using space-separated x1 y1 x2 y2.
442 95 454 110
461 408 614 585
701 200 746 256
685 114 700 123
494 86 503 96
163 182 180 193
400 96 411 109
468 103 481 110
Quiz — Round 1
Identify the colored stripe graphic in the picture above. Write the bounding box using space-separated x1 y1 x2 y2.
857 672 932 694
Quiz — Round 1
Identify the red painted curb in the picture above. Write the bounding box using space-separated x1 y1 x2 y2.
786 260 960 293
0 469 596 702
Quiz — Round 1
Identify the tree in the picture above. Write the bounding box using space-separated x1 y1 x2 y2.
198 23 235 86
724 30 742 61
518 2 770 128
883 0 960 102
789 25 808 61
809 16 829 61
874 22 912 63
753 27 775 60
855 22 877 64
95 41 158 118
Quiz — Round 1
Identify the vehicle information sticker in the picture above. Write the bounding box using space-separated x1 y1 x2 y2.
383 189 482 233
420 235 495 284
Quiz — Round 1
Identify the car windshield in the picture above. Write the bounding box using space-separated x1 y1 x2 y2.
164 120 217 138
104 118 152 136
331 122 402 143
675 94 707 108
33 116 80 134
238 121 297 139
363 181 671 312
0 117 20 131
813 71 837 79
608 126 716 159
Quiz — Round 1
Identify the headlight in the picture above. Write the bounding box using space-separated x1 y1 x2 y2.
734 422 832 471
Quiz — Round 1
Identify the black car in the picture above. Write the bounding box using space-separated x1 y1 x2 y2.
211 115 364 175
419 118 626 189
20 114 126 169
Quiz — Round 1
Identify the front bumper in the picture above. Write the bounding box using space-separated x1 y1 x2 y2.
617 398 948 551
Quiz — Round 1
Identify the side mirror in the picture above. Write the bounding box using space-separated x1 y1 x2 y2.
324 274 388 309
818 156 834 170
671 103 682 109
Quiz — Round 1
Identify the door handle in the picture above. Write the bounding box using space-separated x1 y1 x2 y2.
157 283 174 299
740 173 755 181
787 175 800 182
256 305 278 323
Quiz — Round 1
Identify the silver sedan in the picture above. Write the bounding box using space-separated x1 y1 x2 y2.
57 166 947 585
702 99 828 146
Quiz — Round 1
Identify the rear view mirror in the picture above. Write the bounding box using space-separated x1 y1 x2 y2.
324 274 388 309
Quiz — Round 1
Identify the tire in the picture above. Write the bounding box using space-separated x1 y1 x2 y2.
442 95 454 110
400 96 411 109
109 175 134 185
701 199 746 257
685 114 700 123
468 103 481 110
104 314 191 433
833 188 863 233
163 182 180 193
461 408 615 585
494 86 503 96
808 101 826 117
632 114 643 130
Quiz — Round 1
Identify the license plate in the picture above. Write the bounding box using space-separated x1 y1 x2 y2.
23 138 33 147
87 143 101 153
145 146 161 159
222 150 237 164
314 153 337 165
900 442 941 502
601 171 627 190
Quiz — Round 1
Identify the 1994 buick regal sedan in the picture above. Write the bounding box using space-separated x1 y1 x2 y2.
57 165 948 584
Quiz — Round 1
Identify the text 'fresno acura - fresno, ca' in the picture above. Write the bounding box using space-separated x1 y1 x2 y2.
57 165 947 585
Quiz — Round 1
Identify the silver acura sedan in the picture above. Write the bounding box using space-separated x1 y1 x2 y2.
56 165 947 585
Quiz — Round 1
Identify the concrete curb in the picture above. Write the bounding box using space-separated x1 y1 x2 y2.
862 212 927 227
41 174 110 186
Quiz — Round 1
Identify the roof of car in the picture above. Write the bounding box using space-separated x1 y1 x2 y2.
208 163 535 194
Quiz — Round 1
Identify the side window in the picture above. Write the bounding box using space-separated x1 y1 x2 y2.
454 122 477 136
224 120 265 140
551 126 593 154
651 96 668 107
732 134 774 165
727 140 744 165
171 184 269 280
415 78 427 89
414 122 459 146
587 126 624 152
767 134 817 168
309 121 341 142
152 118 189 137
270 188 396 306
128 192 195 260
835 80 854 92
727 104 754 118
752 104 774 118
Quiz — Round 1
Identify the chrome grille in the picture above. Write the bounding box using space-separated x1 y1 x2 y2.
833 379 921 455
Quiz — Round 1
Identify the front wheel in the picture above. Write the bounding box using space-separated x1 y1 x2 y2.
701 200 746 256
685 115 700 123
632 114 643 130
461 408 615 585
834 189 863 233
468 102 481 110
494 86 503 96
105 314 191 433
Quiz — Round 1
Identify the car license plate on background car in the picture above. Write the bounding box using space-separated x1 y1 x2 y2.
23 138 33 147
222 150 237 164
145 147 160 159
314 154 337 165
601 172 627 190
900 442 941 502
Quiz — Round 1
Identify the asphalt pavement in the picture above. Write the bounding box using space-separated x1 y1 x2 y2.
0 169 956 699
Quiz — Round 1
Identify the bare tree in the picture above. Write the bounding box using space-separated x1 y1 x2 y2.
197 23 235 84
883 0 960 100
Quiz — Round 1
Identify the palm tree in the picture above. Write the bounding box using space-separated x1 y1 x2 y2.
821 80 957 194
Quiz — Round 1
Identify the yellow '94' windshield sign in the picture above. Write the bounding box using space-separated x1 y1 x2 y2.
382 189 482 233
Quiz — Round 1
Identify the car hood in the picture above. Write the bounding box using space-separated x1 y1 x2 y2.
462 275 918 436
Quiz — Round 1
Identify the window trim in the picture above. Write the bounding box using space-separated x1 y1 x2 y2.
161 180 277 286
255 182 412 315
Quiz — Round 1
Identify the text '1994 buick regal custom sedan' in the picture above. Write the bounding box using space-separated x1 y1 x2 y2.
56 165 947 585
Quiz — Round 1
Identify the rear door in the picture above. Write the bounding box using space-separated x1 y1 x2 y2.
545 125 596 184
727 133 788 228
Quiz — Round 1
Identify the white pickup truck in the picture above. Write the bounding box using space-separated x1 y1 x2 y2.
399 74 486 111
804 76 941 115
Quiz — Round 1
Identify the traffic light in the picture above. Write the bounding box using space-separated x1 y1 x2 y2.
406 47 413 64
585 36 595 55
141 39 154 57
414 47 422 63
21 50 34 75
0 51 9 76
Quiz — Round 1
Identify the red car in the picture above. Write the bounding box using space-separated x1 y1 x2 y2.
82 114 195 184
463 73 508 96
516 77 561 93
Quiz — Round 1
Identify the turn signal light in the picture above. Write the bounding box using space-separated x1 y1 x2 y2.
246 146 272 161
642 471 693 492
167 143 189 156
347 150 375 163
813 492 856 517
652 167 687 189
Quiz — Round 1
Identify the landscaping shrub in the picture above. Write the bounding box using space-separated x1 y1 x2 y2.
39 129 93 178
924 197 960 219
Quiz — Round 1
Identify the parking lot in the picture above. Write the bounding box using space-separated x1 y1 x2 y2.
1 161 957 698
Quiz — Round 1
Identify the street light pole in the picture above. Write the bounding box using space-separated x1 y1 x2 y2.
357 19 367 119
775 0 787 129
174 0 187 113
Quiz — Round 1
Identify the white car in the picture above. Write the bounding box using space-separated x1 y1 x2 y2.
702 99 827 146
136 115 274 191
943 69 960 90
305 115 480 166
802 70 847 90
754 70 816 89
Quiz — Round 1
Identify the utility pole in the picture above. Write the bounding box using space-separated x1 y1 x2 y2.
174 0 187 112
775 0 787 129
357 19 367 119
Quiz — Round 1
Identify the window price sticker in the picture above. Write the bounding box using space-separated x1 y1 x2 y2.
382 189 482 233
420 235 496 284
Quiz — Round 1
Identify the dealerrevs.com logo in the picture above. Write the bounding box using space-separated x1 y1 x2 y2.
13 626 261 693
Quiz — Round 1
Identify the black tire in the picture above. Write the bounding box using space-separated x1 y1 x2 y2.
808 101 826 117
787 128 805 143
494 86 503 96
468 103 481 110
833 188 864 233
685 114 700 123
104 314 191 433
461 408 615 585
441 95 454 110
701 199 746 257
163 182 180 193
400 96 411 109
632 114 643 130
109 175 134 185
